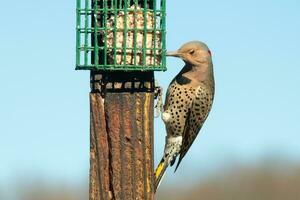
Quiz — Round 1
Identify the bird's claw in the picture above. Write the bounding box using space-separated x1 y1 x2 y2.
154 81 164 118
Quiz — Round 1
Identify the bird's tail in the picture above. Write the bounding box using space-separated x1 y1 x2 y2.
154 158 169 192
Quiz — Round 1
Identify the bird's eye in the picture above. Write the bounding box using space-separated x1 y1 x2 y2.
189 49 195 55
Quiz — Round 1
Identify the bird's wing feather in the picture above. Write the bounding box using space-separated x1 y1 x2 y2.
174 87 211 171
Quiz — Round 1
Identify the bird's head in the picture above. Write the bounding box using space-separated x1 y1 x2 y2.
166 41 212 66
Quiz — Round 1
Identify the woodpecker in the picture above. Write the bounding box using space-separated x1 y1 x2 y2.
155 41 215 191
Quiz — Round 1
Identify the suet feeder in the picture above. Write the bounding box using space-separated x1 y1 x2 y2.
77 1 165 199
76 0 166 71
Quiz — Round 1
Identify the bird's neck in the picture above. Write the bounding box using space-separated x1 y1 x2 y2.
180 62 214 84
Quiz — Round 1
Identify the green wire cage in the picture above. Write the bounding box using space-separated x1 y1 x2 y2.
76 0 166 71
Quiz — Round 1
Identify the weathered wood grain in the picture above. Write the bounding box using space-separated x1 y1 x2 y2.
90 71 154 200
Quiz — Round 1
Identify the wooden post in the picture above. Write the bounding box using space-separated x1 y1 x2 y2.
89 71 155 200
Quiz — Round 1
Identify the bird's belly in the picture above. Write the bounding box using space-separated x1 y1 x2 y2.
163 104 190 136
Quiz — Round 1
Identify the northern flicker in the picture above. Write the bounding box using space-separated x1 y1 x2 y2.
155 41 215 191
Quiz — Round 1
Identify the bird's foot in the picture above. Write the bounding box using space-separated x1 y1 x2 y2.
154 80 164 118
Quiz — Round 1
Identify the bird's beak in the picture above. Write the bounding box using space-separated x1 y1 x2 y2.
166 50 182 58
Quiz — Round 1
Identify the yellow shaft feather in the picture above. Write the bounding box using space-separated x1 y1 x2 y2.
154 159 168 192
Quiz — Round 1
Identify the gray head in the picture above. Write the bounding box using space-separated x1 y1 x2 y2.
166 41 212 66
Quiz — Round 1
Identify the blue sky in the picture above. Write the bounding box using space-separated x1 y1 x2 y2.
0 0 300 190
